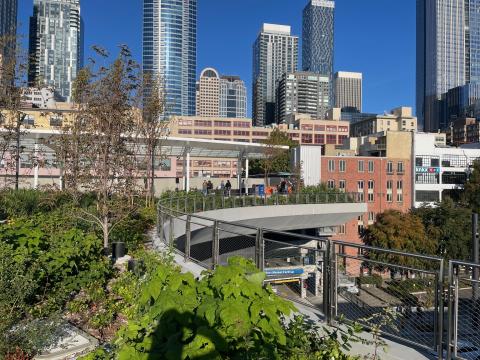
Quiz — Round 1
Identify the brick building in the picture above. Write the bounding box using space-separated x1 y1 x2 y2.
320 155 412 245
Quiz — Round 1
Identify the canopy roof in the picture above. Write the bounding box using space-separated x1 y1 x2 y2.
5 129 289 159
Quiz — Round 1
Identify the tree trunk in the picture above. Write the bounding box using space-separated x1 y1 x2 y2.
102 216 109 250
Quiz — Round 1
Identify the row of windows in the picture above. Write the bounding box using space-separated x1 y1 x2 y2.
327 159 405 173
416 155 480 168
415 172 467 184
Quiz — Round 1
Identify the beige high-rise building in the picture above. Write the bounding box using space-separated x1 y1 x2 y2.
196 68 220 117
334 71 362 112
196 67 248 118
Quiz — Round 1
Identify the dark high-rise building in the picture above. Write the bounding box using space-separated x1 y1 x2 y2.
302 0 334 77
28 0 83 102
0 0 18 62
0 0 17 38
143 0 197 117
417 0 480 131
252 23 298 126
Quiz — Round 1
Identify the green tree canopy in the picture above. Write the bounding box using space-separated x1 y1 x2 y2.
413 198 472 261
361 210 437 271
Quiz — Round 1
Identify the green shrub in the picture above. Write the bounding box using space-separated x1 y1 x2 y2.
358 274 383 287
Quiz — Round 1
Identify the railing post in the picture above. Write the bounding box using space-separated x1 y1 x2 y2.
193 196 197 212
158 208 164 242
202 196 205 212
316 194 319 204
169 193 173 209
275 193 279 205
169 215 174 248
323 240 331 323
447 262 455 360
185 215 191 262
212 195 216 210
242 195 246 207
176 198 180 212
184 196 188 213
253 194 257 206
436 259 445 359
256 228 265 271
222 194 225 208
328 241 338 325
212 220 220 268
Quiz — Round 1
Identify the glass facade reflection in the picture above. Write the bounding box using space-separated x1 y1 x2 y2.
143 0 197 116
417 0 480 131
0 0 17 60
28 0 83 102
302 0 334 77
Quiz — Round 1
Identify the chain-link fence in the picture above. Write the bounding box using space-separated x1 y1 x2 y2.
447 261 480 360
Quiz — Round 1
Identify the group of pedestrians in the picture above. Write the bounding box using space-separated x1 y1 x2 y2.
202 179 232 196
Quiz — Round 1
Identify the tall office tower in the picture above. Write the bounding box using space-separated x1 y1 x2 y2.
0 0 17 38
143 0 197 117
416 0 480 131
196 68 220 117
28 0 83 102
276 72 330 123
334 71 362 112
253 24 298 126
0 0 18 71
302 0 334 79
220 75 247 118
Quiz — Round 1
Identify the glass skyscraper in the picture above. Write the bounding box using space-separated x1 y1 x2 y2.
417 0 480 131
0 0 17 38
143 0 197 116
28 0 83 102
0 0 18 60
302 0 334 77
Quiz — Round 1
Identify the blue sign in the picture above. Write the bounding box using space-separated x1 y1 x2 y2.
416 167 440 174
265 268 304 277
257 184 265 196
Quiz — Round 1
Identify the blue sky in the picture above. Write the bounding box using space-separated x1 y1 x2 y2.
17 0 416 115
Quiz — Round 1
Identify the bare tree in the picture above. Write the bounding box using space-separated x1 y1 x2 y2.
137 73 172 206
0 34 30 190
57 45 141 249
259 128 294 187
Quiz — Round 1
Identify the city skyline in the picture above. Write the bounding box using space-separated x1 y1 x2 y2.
16 0 415 116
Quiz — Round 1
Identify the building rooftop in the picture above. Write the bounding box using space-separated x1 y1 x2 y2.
261 23 291 35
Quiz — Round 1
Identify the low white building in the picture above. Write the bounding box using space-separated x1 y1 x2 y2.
413 133 480 207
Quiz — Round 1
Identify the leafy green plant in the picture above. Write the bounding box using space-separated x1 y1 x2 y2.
358 275 383 288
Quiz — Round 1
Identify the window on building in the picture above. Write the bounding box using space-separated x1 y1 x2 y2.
387 161 393 174
441 155 468 168
397 161 404 174
338 224 346 234
301 133 313 144
368 180 374 190
301 124 313 131
194 120 212 127
358 192 364 202
339 160 346 172
339 180 346 192
387 180 393 190
358 224 365 234
442 172 467 184
368 212 375 222
315 134 325 144
415 173 439 184
387 193 393 202
358 180 364 190
23 115 35 126
416 191 440 203
49 116 62 127
327 180 335 189
327 134 337 144
328 159 335 172
415 157 423 166
397 193 403 202
368 160 374 172
358 160 364 172
397 180 403 190
194 129 212 135
368 193 374 202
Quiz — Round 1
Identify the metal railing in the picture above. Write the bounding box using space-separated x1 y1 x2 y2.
156 192 479 360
